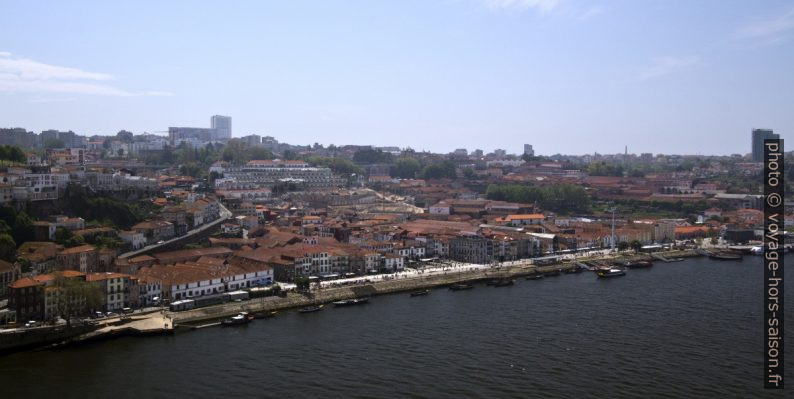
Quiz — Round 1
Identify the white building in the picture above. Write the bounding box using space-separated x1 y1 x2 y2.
119 230 147 250
383 254 405 271
211 115 232 140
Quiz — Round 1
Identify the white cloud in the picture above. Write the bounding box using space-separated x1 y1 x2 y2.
638 56 702 80
0 52 172 96
28 97 77 103
482 0 561 13
737 6 794 40
572 5 603 20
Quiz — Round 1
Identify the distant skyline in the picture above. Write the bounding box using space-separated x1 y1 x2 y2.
1 0 792 155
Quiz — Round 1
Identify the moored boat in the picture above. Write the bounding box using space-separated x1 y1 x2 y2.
708 251 743 261
597 268 626 278
253 310 278 319
222 312 254 326
449 283 474 291
625 260 653 269
298 304 324 313
410 289 430 297
333 298 369 307
525 273 543 280
494 278 514 287
544 269 561 277
564 266 584 274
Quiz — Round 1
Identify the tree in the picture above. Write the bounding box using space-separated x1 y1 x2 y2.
116 130 134 142
390 157 421 179
160 145 175 164
247 147 275 161
353 148 392 164
0 206 15 227
307 157 364 176
586 161 624 176
16 257 32 273
294 276 311 292
50 274 103 325
116 148 124 157
420 161 457 180
54 227 85 247
485 184 591 214
0 145 26 164
179 162 204 178
617 241 629 251
0 220 11 236
630 240 643 252
12 211 35 245
463 168 477 180
0 234 16 261
222 139 248 163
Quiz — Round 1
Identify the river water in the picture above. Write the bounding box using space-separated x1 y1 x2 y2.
0 256 791 398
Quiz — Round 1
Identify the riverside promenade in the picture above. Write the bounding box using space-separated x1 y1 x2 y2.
171 249 698 325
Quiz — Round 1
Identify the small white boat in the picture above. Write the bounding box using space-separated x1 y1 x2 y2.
597 268 626 278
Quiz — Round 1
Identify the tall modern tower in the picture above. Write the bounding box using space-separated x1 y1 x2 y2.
751 128 779 162
211 115 232 140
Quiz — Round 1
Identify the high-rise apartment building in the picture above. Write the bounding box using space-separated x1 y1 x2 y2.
751 129 779 162
211 115 232 140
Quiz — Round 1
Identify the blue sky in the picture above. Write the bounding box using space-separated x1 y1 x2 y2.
1 0 792 155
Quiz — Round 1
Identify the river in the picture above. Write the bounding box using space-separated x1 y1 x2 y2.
0 256 791 398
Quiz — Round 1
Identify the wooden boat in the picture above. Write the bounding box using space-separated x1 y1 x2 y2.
525 273 543 280
709 251 743 261
332 298 369 307
449 283 474 291
564 266 584 274
298 304 324 313
410 289 430 297
253 310 278 319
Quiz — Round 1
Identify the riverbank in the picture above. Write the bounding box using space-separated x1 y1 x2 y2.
0 249 699 353
0 309 173 354
171 249 699 326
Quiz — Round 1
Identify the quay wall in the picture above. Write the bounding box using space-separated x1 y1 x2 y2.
172 249 698 325
0 324 97 354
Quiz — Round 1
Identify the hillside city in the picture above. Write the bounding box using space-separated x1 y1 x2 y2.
0 118 790 326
